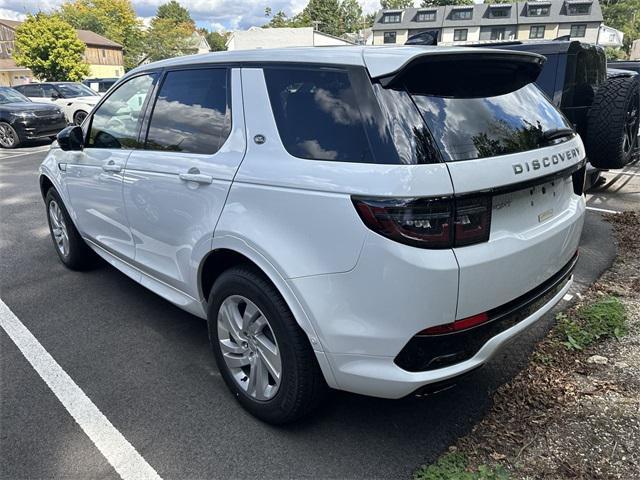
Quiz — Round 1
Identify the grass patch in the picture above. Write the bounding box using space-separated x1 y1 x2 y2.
557 295 627 351
414 453 509 480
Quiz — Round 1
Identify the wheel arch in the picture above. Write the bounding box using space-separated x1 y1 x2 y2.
39 174 55 200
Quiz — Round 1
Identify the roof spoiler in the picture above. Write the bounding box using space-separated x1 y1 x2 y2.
376 50 546 98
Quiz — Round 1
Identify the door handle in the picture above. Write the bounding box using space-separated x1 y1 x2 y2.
102 161 122 173
179 169 213 184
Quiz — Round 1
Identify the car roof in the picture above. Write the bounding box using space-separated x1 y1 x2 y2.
129 45 543 80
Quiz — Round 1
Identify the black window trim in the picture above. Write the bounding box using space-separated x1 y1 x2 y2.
83 71 160 149
140 65 232 156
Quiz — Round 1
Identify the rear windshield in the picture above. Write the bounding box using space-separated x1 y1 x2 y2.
409 84 572 162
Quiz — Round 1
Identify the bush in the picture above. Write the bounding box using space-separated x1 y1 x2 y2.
558 296 627 351
414 453 509 480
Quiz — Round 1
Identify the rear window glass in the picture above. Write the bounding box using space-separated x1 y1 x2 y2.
264 66 399 164
410 84 572 162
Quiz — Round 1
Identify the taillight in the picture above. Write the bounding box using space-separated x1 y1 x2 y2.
353 195 491 249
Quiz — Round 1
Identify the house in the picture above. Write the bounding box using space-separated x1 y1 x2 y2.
226 27 354 51
190 31 211 54
0 19 125 86
372 0 611 47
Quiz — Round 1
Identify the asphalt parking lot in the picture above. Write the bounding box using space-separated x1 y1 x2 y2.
0 144 637 480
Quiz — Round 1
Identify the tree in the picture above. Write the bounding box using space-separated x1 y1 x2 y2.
340 0 363 34
13 13 90 81
201 29 229 51
602 0 640 55
156 0 195 30
420 0 472 6
380 0 414 9
59 0 144 70
302 0 342 36
483 0 512 3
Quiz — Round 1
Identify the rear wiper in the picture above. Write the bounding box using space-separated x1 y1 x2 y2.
541 128 575 142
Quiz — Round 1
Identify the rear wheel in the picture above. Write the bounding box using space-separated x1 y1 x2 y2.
208 266 327 424
0 122 20 148
73 110 88 126
45 188 97 270
586 76 639 169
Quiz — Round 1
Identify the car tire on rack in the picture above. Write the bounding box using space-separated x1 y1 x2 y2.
0 122 21 148
586 76 640 169
207 265 327 424
45 188 97 270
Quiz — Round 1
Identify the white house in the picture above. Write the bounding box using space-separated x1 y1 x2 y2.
226 27 354 51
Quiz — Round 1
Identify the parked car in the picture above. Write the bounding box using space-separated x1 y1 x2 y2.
470 40 639 175
39 46 587 423
0 87 67 148
14 82 101 125
82 77 118 94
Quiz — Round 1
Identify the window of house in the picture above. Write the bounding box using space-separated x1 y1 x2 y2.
88 73 156 149
415 10 436 22
528 5 550 16
101 49 106 58
490 28 506 40
570 24 587 37
383 31 397 43
568 3 591 15
382 12 401 23
453 29 468 41
529 25 546 38
489 7 510 18
451 9 472 20
145 68 231 155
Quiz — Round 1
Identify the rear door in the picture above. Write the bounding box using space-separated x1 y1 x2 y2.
123 67 245 300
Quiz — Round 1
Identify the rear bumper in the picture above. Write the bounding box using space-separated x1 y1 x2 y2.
325 274 572 399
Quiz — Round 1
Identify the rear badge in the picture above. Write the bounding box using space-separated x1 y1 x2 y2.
538 209 554 223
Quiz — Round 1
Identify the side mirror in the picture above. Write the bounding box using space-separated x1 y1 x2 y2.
57 126 84 151
51 91 61 99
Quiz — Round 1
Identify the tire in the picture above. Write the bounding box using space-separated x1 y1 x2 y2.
73 110 88 126
586 76 640 169
207 266 327 424
44 188 97 270
0 122 21 148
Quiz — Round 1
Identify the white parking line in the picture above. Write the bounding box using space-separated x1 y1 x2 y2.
0 298 162 480
585 206 622 214
0 147 50 159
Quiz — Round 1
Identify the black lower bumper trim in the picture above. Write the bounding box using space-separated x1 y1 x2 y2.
395 253 578 372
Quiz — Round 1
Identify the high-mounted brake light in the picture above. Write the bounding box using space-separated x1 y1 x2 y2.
352 195 491 249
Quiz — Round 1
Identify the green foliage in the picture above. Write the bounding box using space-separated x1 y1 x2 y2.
340 0 364 33
602 0 640 55
59 0 144 70
263 8 311 28
414 453 509 480
264 0 370 35
605 47 627 60
381 0 414 9
202 30 229 52
145 17 197 62
483 0 512 3
558 296 627 351
13 13 90 81
302 0 342 36
421 0 473 6
156 0 195 28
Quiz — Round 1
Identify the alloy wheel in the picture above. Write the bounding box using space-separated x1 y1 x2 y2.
0 124 16 148
48 200 69 256
74 111 88 126
217 295 282 401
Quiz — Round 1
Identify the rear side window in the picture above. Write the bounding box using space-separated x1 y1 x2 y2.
145 68 230 155
410 84 572 162
264 66 398 164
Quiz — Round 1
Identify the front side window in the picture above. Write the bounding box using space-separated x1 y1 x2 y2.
382 12 401 23
570 24 587 37
451 9 472 20
264 67 400 164
88 73 156 150
384 31 397 43
416 11 436 22
409 84 572 162
145 68 230 155
0 88 30 104
530 25 546 38
490 28 506 40
568 3 591 15
55 83 97 98
528 5 550 16
41 84 58 99
454 29 468 41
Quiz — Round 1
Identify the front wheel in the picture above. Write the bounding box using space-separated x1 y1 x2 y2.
0 122 21 148
73 110 88 126
208 266 327 424
45 188 97 270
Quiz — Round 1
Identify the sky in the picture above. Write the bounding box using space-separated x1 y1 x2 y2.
0 0 386 32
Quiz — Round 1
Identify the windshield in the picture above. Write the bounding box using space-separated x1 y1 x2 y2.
410 84 573 162
55 83 98 98
0 88 30 104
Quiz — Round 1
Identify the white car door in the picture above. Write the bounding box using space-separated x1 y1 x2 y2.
64 73 158 261
123 67 246 300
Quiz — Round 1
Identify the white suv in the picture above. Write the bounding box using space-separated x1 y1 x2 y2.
39 46 586 423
